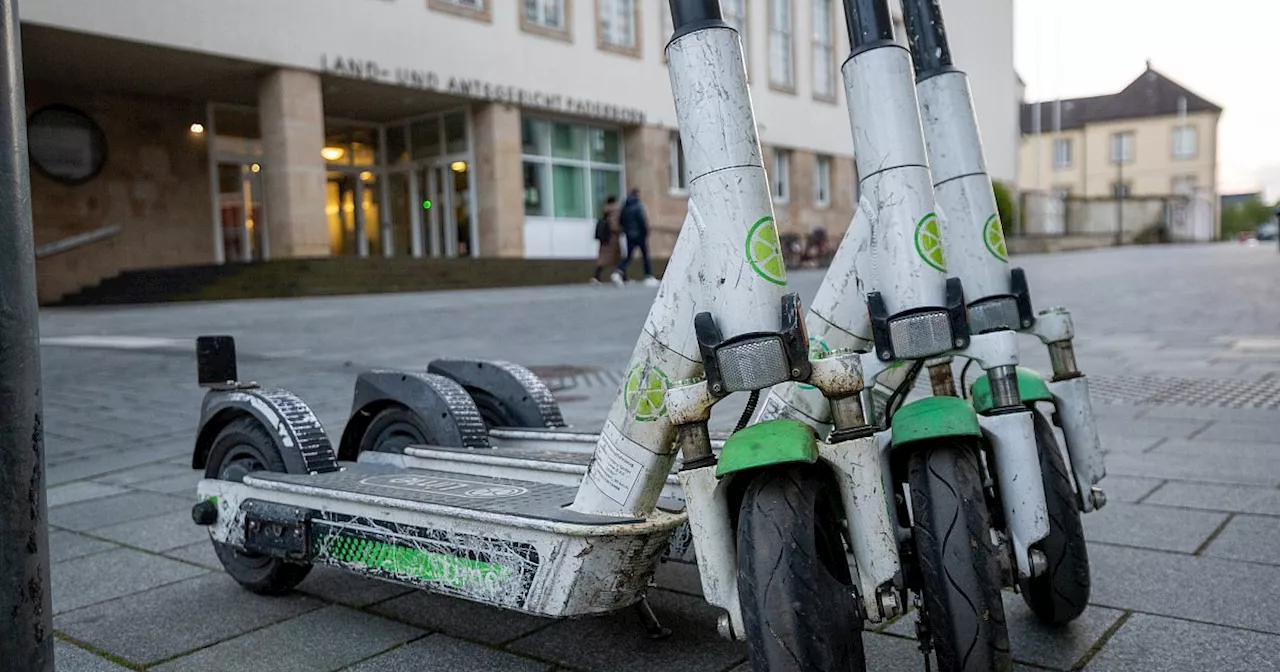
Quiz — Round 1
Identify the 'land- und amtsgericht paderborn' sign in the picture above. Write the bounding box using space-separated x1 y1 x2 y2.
322 54 647 125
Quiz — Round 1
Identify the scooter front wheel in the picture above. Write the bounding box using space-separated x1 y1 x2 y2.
737 464 865 672
205 417 312 595
907 440 1011 672
1019 410 1090 625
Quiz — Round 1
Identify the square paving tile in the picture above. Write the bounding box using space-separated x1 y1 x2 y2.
53 639 131 671
52 548 209 614
653 560 702 597
1143 482 1280 515
161 540 224 571
93 462 198 487
1195 421 1280 444
46 482 130 508
92 509 212 552
296 567 413 608
1089 544 1280 635
368 589 553 645
153 605 422 672
1083 502 1228 553
345 634 553 672
508 589 747 672
1103 452 1280 487
1202 515 1280 565
129 471 203 495
1096 417 1209 440
55 574 323 667
1084 614 1280 671
1097 475 1166 504
49 492 191 532
1153 438 1280 460
879 593 1124 669
49 530 118 564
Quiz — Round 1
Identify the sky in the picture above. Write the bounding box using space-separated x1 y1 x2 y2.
1015 0 1280 202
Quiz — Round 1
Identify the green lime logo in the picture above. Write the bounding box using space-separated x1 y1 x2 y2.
796 337 831 391
624 363 670 422
746 216 787 286
914 213 946 273
983 214 1008 262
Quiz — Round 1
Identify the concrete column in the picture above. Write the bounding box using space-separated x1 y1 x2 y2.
258 69 328 258
472 103 524 257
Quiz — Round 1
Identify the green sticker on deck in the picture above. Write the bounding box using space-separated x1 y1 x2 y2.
746 216 787 286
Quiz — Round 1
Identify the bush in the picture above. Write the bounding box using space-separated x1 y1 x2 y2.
1221 196 1277 240
992 181 1017 235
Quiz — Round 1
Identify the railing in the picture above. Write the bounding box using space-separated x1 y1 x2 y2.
34 225 121 259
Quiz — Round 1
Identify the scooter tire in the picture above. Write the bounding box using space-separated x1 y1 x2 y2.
1019 410 1091 626
205 417 312 595
908 439 1011 672
737 464 865 672
359 405 431 454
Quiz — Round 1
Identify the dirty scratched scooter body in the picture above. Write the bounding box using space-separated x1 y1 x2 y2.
190 2 873 669
758 0 1109 664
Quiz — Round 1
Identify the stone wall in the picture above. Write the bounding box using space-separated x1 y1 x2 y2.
26 83 215 303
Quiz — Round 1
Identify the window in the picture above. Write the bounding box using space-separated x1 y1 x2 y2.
1111 181 1130 199
522 116 624 218
1172 175 1198 196
814 155 831 207
768 0 794 90
430 0 489 20
669 132 688 192
598 0 638 53
523 0 569 36
1110 131 1134 164
1173 125 1197 159
811 0 835 100
1052 138 1072 169
771 149 791 202
723 0 747 68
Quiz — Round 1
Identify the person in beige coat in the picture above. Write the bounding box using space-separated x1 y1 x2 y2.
592 196 622 284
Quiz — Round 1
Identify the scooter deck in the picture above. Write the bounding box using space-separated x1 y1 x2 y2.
248 463 637 525
200 462 684 617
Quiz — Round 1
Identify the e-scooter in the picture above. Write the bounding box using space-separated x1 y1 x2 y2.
191 3 872 669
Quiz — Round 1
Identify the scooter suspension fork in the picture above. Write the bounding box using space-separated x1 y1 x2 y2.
1034 308 1108 512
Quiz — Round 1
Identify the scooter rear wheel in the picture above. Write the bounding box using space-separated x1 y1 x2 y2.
1019 410 1090 625
358 405 432 454
907 439 1011 672
205 417 312 595
737 464 865 672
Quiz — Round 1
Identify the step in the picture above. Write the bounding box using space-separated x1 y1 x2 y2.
246 464 639 527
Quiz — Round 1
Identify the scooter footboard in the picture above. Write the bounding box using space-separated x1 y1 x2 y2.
197 476 683 617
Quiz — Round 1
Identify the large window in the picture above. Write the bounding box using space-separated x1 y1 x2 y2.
430 0 489 20
1173 125 1197 159
522 117 623 219
669 131 688 193
524 0 568 33
1053 137 1073 169
811 0 835 100
1110 131 1134 164
771 149 791 202
598 0 637 52
814 155 831 207
768 0 794 89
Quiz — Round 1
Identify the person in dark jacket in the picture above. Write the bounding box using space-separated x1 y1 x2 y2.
612 189 659 287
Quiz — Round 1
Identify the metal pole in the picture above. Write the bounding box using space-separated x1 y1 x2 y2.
0 0 55 670
1115 155 1124 245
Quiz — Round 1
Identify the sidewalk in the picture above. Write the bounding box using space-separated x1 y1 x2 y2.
38 243 1280 670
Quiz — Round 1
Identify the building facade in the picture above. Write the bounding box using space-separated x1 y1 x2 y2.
19 0 1016 302
1018 66 1221 206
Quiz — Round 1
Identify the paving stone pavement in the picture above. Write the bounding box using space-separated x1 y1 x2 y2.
33 243 1280 670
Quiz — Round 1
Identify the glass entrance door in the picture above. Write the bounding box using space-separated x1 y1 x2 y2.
326 171 381 256
415 161 472 258
217 163 265 263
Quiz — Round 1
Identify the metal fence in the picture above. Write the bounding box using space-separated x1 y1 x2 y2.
1017 191 1217 243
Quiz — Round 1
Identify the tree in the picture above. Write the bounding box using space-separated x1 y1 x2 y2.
1221 196 1278 239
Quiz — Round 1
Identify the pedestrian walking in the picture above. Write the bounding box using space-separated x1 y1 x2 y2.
612 189 659 287
591 196 622 285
